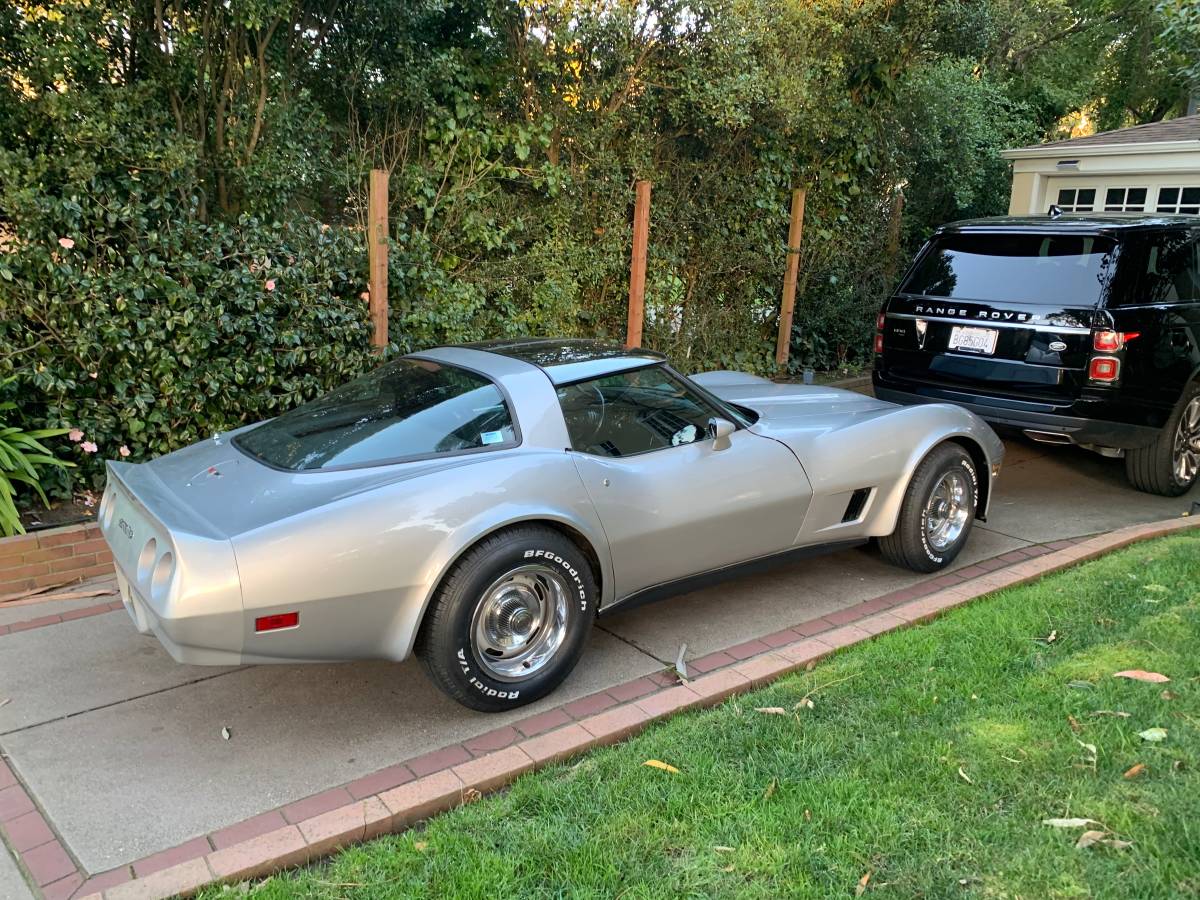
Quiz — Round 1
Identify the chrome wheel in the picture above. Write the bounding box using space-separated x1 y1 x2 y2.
470 565 569 682
1173 397 1200 486
925 470 970 552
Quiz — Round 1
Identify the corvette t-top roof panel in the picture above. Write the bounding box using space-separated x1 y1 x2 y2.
466 338 666 384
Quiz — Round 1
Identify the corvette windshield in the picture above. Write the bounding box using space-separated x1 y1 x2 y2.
234 359 516 471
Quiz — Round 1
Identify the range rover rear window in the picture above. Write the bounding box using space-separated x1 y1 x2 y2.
901 233 1118 305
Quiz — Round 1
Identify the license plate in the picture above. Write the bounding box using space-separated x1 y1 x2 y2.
948 325 998 355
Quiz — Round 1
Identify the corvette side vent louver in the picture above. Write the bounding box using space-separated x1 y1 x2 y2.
841 488 872 523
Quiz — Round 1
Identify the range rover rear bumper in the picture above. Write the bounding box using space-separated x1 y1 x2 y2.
873 384 1162 449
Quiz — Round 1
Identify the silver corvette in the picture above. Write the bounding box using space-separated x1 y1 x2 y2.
99 339 1003 710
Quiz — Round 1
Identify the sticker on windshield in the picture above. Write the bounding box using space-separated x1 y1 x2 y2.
480 430 504 445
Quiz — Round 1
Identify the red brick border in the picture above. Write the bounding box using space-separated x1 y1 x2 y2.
2 515 1194 899
0 523 114 598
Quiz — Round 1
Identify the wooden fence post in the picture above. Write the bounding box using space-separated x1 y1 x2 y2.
626 179 652 349
884 187 905 287
367 168 389 350
775 187 806 371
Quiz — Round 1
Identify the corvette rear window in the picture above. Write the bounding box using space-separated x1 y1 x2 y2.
902 233 1118 305
234 359 516 471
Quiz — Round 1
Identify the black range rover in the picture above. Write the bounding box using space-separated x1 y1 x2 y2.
873 216 1200 496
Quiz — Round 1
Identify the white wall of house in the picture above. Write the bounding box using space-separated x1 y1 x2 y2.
1002 142 1200 216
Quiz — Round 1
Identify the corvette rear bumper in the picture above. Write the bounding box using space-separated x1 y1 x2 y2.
115 565 247 666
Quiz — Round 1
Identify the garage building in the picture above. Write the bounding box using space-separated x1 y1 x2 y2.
1002 114 1200 217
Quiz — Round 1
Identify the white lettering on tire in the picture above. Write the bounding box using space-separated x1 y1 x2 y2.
523 547 589 610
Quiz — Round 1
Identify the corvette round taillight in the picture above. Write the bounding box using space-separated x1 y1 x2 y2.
137 537 158 582
150 551 175 603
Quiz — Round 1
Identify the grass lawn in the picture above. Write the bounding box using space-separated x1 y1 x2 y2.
219 533 1200 899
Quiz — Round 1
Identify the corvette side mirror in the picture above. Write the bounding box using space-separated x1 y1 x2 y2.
708 417 735 451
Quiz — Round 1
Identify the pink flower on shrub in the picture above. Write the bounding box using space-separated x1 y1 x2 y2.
81 441 98 453
265 279 276 292
360 291 370 301
119 445 131 457
89 372 98 379
68 428 84 442
58 237 75 250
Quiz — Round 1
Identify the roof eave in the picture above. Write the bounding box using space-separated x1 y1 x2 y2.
1001 139 1200 160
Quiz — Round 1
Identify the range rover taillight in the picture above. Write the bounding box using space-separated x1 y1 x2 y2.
1088 357 1120 382
1088 330 1139 383
1092 330 1139 352
874 313 886 353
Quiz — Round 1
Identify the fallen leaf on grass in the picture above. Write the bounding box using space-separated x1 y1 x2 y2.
762 778 777 800
1143 584 1168 593
643 759 680 774
958 766 973 784
795 697 815 710
413 841 428 852
1067 715 1082 733
754 707 787 715
1042 818 1100 828
463 788 482 803
1161 690 1177 701
1068 680 1095 690
1090 710 1131 718
712 846 734 853
1114 670 1170 683
1138 727 1168 742
1076 830 1132 850
1123 763 1146 779
855 871 871 896
721 864 734 872
1076 740 1097 772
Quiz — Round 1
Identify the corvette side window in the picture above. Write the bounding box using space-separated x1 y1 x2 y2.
557 366 725 457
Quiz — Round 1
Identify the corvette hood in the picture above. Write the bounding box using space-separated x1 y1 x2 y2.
109 428 499 538
695 373 896 423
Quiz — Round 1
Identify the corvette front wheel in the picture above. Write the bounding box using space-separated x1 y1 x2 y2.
417 526 596 712
879 443 978 573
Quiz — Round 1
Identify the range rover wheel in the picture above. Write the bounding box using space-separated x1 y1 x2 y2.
1125 383 1200 497
879 443 978 573
417 526 596 712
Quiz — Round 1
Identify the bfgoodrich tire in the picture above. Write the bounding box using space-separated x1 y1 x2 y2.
1124 382 1200 497
416 526 597 712
879 443 978 573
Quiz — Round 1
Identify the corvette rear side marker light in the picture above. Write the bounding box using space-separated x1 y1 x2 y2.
255 612 299 632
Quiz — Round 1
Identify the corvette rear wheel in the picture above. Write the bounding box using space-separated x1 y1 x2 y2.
417 526 596 712
880 443 978 573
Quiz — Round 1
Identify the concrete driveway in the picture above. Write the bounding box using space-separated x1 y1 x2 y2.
2 433 1197 896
